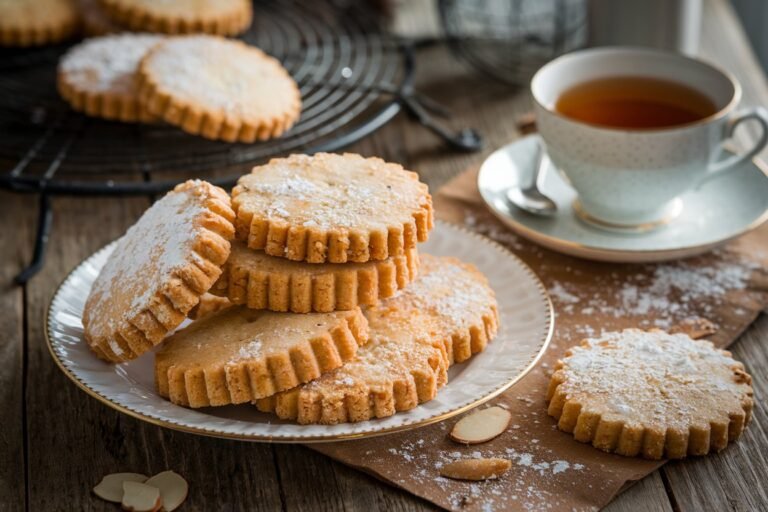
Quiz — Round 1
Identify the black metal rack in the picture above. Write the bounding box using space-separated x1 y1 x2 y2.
0 0 482 283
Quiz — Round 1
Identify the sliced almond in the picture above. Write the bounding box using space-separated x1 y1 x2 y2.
122 481 162 512
449 406 512 444
440 458 511 481
145 471 188 512
93 473 148 503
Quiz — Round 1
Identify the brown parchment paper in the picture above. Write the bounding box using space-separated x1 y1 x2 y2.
310 166 768 511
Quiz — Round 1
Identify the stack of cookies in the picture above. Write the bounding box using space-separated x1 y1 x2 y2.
83 152 500 425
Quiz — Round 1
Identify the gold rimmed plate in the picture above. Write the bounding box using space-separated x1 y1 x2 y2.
46 221 553 442
479 135 768 263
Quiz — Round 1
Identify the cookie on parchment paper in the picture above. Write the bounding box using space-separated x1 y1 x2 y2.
0 0 79 47
138 35 300 142
255 254 499 425
210 241 419 313
83 180 235 363
154 306 370 408
96 0 252 36
546 328 754 459
232 153 434 264
58 33 163 122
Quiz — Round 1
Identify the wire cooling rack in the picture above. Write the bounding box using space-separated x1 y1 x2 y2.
0 0 482 282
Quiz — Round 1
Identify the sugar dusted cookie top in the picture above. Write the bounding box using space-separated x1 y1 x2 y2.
232 153 434 263
547 328 754 459
83 180 235 363
256 254 500 425
58 33 163 121
60 34 162 95
98 0 252 36
384 254 498 363
154 305 369 408
138 35 300 142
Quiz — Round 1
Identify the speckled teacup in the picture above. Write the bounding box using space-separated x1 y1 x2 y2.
532 47 768 229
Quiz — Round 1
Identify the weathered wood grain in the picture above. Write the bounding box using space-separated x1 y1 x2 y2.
274 445 438 512
0 191 33 512
604 473 674 512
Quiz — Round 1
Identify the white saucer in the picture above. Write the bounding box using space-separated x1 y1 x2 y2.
478 135 768 263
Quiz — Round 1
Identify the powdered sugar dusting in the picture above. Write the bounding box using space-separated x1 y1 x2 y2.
86 181 209 339
60 34 163 94
237 153 428 230
369 429 586 512
228 340 262 364
559 329 749 428
546 258 754 328
143 35 297 118
396 255 495 329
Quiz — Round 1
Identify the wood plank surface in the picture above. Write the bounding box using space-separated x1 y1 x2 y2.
3 0 767 511
0 191 33 512
604 473 674 512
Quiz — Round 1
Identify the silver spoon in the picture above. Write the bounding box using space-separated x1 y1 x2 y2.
506 141 558 216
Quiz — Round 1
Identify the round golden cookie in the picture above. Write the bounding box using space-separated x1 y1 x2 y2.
83 180 235 363
58 34 164 122
0 0 79 47
232 153 434 264
154 306 370 408
255 254 499 425
137 35 300 142
96 0 251 35
546 328 754 460
210 241 420 313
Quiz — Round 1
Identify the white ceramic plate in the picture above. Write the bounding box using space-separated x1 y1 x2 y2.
478 135 768 263
46 221 553 442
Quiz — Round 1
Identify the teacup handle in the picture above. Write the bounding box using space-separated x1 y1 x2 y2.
699 106 768 186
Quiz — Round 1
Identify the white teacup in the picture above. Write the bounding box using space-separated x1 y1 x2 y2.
532 47 768 230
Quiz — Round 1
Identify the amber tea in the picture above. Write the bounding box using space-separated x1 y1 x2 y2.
554 77 718 129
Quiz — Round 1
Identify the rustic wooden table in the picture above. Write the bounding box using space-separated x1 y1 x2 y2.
3 0 767 510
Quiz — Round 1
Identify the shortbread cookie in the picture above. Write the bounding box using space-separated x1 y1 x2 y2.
546 329 754 460
0 0 79 46
58 34 163 122
232 153 434 263
255 254 499 424
210 241 419 313
0 0 80 46
138 35 300 142
97 0 251 35
154 306 369 408
83 180 235 363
